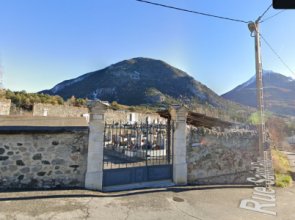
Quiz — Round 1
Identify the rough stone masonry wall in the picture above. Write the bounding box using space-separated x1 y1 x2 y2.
187 126 259 184
0 128 88 190
0 99 11 115
33 103 88 117
104 109 166 124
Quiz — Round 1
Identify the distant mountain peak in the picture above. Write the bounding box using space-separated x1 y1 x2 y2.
40 57 231 108
222 70 295 116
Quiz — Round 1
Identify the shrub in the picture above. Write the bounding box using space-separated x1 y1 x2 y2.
275 174 293 188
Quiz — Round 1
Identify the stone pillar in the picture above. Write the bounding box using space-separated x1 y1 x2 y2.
85 102 107 190
170 105 188 185
0 99 11 116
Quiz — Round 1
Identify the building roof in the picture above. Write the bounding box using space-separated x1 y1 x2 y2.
157 109 234 128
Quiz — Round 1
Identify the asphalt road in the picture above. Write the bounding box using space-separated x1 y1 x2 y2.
0 185 294 220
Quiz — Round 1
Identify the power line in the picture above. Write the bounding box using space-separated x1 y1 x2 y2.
136 0 249 24
259 33 295 77
136 0 293 76
260 10 286 23
257 3 273 22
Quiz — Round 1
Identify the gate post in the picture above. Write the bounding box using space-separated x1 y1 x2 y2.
85 101 107 190
170 105 188 185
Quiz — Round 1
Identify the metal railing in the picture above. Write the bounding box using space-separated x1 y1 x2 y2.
103 121 173 170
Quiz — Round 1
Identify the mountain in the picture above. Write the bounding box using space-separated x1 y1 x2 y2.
222 70 295 116
41 57 234 109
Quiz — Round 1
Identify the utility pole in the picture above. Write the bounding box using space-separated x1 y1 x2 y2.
248 20 265 158
249 19 272 190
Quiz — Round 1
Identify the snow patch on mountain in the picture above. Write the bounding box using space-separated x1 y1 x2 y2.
237 70 277 91
51 74 90 94
238 76 256 90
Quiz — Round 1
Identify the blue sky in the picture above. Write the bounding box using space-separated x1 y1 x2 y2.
0 0 294 95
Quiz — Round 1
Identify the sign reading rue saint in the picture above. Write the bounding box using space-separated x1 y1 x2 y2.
239 159 277 216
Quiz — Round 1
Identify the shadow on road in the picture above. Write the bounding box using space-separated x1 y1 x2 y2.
0 185 253 202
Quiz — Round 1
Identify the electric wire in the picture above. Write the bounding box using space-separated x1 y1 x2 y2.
136 0 249 24
136 0 293 77
259 33 295 77
260 10 286 23
257 3 273 21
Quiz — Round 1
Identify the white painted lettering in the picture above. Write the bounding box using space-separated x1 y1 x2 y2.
247 177 266 184
240 199 277 216
252 192 276 202
254 187 275 194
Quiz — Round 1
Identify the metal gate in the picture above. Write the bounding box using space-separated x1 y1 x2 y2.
103 120 173 187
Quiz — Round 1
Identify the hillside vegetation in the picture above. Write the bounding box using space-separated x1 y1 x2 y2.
0 90 86 111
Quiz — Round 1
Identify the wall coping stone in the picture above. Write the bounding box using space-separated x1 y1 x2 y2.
0 126 88 134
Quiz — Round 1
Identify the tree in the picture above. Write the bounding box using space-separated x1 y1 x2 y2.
266 116 288 149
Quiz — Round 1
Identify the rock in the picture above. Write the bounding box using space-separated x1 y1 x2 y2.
0 148 5 155
32 165 42 172
16 160 25 166
11 155 21 160
28 179 39 187
4 145 9 150
20 167 30 173
7 151 14 156
42 160 50 165
47 146 55 152
71 146 80 153
9 165 18 172
32 153 42 160
70 154 79 161
0 156 9 161
17 143 23 146
52 141 59 146
70 165 79 171
37 147 45 152
37 172 46 176
19 147 27 152
52 159 65 165
69 179 79 186
18 175 24 181
2 160 13 165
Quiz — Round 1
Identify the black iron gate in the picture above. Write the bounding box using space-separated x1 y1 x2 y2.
103 120 173 187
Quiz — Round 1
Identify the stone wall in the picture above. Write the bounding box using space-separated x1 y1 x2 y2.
104 109 166 124
0 99 11 115
0 127 88 190
33 103 88 117
187 126 259 184
287 136 295 144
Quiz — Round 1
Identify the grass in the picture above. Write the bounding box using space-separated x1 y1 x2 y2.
272 149 293 187
275 174 293 187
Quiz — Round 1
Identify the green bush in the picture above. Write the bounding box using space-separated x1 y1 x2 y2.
275 174 293 188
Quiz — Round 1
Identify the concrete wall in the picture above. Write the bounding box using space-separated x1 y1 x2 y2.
0 99 11 115
187 126 259 184
0 127 88 190
33 103 88 117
